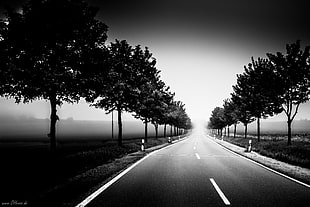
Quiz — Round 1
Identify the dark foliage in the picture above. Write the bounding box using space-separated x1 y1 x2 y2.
0 0 108 150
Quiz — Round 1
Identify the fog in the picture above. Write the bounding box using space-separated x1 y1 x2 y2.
0 117 167 141
1 115 310 142
235 119 310 135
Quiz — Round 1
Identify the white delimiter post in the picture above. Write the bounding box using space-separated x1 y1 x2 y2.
248 139 252 152
141 139 145 151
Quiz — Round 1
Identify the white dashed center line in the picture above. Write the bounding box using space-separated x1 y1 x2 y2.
210 178 231 205
195 153 200 160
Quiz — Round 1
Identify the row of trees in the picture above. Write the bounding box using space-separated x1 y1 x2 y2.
208 40 310 145
0 0 191 150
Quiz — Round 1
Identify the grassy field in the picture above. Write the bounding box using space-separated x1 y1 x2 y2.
221 134 310 169
0 135 183 207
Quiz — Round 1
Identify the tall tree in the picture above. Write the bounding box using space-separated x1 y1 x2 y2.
131 45 161 142
91 40 141 146
267 40 310 145
231 71 256 140
148 82 173 139
241 57 283 141
0 0 108 151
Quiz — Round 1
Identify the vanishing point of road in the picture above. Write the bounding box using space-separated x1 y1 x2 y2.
80 125 310 207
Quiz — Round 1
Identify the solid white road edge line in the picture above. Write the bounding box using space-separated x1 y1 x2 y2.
75 136 189 207
207 135 310 188
210 178 231 205
195 153 201 160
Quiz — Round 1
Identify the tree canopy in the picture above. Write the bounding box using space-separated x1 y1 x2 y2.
0 1 192 149
267 40 310 145
0 0 108 150
89 40 191 145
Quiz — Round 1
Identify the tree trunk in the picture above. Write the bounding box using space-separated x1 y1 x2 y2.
49 95 58 152
234 123 237 138
164 124 167 138
117 107 122 146
244 124 248 139
287 118 292 145
144 118 148 143
154 124 158 139
170 125 173 136
111 111 114 139
227 126 230 138
257 117 260 142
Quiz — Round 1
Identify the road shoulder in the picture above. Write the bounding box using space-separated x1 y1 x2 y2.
209 135 310 186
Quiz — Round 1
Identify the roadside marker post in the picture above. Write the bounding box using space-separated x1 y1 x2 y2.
141 139 145 151
168 137 171 143
247 140 252 152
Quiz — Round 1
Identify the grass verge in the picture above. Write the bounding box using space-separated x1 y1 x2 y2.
0 135 185 207
222 136 310 169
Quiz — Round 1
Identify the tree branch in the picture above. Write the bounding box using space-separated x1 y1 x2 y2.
291 103 301 121
282 104 289 117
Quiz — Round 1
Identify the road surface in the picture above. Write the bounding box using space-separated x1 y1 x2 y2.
84 125 310 207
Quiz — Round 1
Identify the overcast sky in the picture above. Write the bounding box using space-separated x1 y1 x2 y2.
1 0 310 122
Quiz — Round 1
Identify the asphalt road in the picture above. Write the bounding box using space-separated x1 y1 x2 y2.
85 126 310 207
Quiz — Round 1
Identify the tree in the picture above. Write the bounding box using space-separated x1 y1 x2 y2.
160 91 175 138
175 106 191 133
91 40 132 146
231 76 255 139
148 82 174 139
209 107 226 136
0 19 13 97
0 0 108 151
160 100 191 137
240 57 283 141
223 99 238 138
267 40 310 145
131 45 162 142
136 80 174 140
166 100 177 137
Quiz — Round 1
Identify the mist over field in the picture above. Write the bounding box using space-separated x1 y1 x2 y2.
1 115 310 142
235 119 310 135
0 116 166 141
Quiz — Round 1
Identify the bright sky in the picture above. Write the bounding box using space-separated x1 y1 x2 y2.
1 0 310 122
